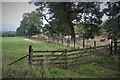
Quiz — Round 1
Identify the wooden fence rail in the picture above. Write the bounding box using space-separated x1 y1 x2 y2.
8 54 28 66
7 40 119 67
32 45 108 53
28 45 109 69
7 44 110 68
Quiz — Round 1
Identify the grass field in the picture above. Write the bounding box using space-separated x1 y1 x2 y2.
2 37 120 78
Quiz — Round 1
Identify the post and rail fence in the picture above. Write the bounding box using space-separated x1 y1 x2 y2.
29 36 102 49
28 44 108 69
7 41 119 68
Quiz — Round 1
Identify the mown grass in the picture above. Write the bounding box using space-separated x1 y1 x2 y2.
2 37 119 78
2 37 69 64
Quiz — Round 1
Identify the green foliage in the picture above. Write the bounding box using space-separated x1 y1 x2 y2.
103 2 120 18
1 31 16 37
78 2 103 39
74 24 85 36
16 11 43 37
101 18 120 40
103 2 120 40
17 2 120 40
33 2 104 40
83 24 101 39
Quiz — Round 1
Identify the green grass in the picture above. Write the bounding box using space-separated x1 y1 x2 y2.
2 37 119 78
2 37 69 64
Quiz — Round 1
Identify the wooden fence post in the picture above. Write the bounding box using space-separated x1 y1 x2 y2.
108 43 112 55
29 45 33 65
48 36 50 42
74 38 75 48
83 38 85 49
111 41 113 54
57 37 59 44
90 46 92 53
53 37 55 43
67 39 69 47
114 40 117 54
94 41 96 49
64 49 68 69
62 38 63 45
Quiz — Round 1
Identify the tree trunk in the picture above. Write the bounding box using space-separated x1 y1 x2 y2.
70 26 75 48
113 16 119 54
66 12 75 48
114 40 117 54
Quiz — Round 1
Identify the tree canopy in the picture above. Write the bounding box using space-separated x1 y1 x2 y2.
16 11 43 37
17 2 120 41
103 2 120 40
33 2 104 40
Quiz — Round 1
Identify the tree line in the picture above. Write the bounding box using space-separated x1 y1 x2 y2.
16 2 120 43
1 31 16 37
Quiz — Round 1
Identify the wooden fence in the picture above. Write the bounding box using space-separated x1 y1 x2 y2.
28 45 108 69
109 41 120 54
30 37 101 48
8 41 119 68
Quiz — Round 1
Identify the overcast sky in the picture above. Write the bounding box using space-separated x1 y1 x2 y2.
1 2 108 32
2 2 36 31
